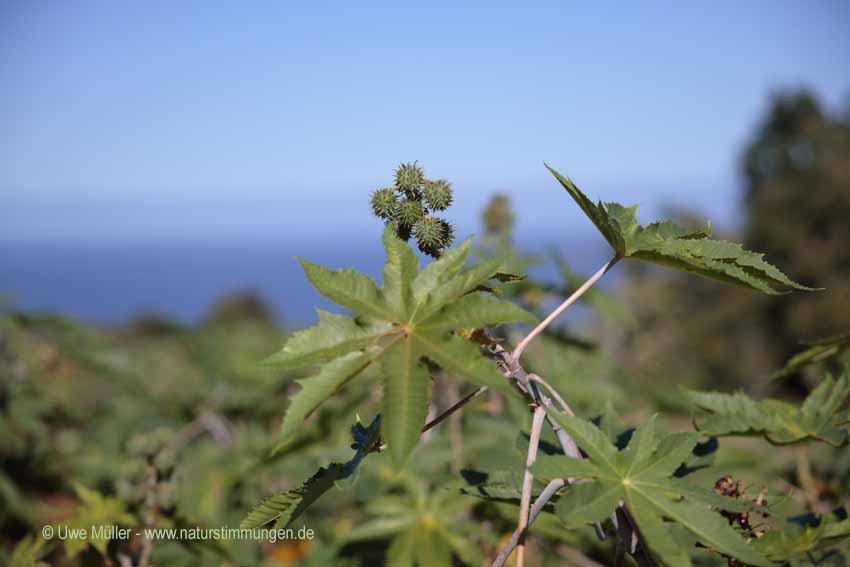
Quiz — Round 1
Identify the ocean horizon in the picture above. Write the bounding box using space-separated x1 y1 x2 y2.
0 231 609 328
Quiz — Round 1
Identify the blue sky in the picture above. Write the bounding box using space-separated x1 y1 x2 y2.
2 1 849 242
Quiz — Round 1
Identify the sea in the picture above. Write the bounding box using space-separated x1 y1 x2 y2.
0 232 607 329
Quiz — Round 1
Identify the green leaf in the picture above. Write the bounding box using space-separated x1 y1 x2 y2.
545 164 622 251
685 371 850 446
265 234 530 467
417 255 508 320
274 351 375 453
771 331 850 381
381 339 431 468
753 511 850 562
632 494 773 566
382 228 419 317
262 309 391 369
538 411 773 566
64 484 135 558
532 454 601 480
458 469 526 501
662 479 770 514
547 163 815 294
417 293 536 333
413 530 453 567
411 237 472 302
632 432 699 478
413 331 520 400
597 400 629 446
299 258 394 321
242 416 380 529
621 415 659 474
385 529 416 567
546 412 620 473
555 482 624 528
8 536 50 567
626 491 693 567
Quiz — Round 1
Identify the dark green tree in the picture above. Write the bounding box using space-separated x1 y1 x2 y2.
743 91 850 366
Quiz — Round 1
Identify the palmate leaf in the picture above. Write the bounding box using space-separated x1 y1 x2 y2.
546 164 815 294
242 416 380 529
533 413 773 567
264 228 536 464
685 371 850 447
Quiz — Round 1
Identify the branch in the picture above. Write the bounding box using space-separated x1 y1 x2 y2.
511 255 619 366
492 478 566 567
516 405 546 567
528 373 574 416
492 346 661 564
421 386 487 434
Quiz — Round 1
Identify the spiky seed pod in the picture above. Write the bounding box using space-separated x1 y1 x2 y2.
394 162 425 198
417 240 441 258
396 199 425 227
414 215 450 258
423 179 453 211
370 187 398 220
438 218 455 247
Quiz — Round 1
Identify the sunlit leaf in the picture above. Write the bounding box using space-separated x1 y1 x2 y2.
539 410 773 566
685 372 850 446
547 163 815 294
264 228 533 464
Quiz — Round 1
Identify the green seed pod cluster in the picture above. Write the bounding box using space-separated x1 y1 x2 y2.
370 162 456 257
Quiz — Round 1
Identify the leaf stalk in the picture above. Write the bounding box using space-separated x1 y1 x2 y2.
511 255 620 366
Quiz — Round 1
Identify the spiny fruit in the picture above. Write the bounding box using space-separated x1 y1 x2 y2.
397 199 425 227
394 162 425 198
414 215 452 254
423 179 453 211
370 162 456 257
370 187 398 220
439 219 455 246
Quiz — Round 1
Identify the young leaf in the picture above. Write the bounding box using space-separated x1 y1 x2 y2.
546 163 815 294
264 228 535 466
685 372 850 446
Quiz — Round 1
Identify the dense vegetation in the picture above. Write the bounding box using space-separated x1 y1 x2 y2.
1 92 848 567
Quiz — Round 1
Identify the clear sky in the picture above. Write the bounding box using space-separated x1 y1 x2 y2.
2 1 848 242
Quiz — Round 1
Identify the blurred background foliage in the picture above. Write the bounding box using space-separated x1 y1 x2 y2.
1 90 849 566
621 91 850 396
